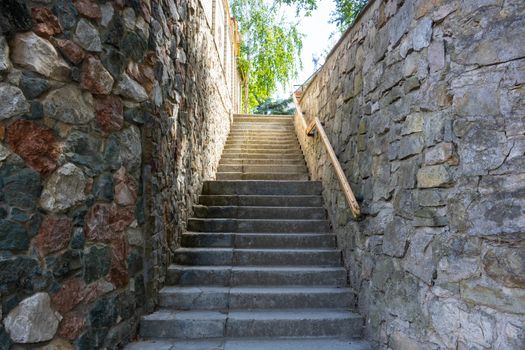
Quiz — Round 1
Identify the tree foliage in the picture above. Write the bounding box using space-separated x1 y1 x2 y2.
330 0 368 32
253 97 295 115
231 0 303 112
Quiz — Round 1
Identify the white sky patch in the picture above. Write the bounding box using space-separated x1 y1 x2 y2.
278 0 340 98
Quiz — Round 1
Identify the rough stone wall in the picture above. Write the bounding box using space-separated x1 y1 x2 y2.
296 0 525 348
0 0 234 348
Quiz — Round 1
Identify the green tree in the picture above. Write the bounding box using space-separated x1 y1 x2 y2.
231 0 304 112
253 97 295 115
330 0 368 32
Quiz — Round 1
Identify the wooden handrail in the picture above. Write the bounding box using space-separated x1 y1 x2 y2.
293 93 361 219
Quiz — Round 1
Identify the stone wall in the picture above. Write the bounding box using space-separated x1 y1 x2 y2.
0 0 237 348
296 0 525 348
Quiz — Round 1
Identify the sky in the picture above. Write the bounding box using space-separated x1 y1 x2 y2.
278 0 340 98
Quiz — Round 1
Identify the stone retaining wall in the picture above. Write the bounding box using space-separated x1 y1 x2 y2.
0 0 236 348
296 0 525 348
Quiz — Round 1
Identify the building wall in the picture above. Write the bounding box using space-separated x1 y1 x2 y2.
0 0 240 348
296 0 525 348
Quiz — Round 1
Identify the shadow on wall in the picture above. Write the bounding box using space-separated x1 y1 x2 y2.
295 0 525 348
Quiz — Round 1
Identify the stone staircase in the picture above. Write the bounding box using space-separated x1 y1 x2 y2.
126 115 370 349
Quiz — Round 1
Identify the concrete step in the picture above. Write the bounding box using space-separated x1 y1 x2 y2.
159 286 355 310
217 165 306 174
181 232 337 248
228 131 294 136
193 205 325 220
140 309 363 339
187 218 330 233
167 265 348 286
230 126 295 131
173 248 341 266
223 145 301 152
220 153 304 160
125 338 372 350
225 140 299 146
216 172 309 181
219 158 305 166
202 181 322 196
226 136 298 142
198 195 322 207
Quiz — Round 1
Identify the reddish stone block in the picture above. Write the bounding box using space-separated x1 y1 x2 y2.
94 95 123 132
0 125 5 141
113 167 137 206
73 0 102 19
108 235 129 288
85 202 135 242
127 61 155 94
54 38 86 65
58 311 85 341
51 278 86 314
32 7 62 38
83 279 115 304
6 120 61 175
36 215 73 257
85 202 114 242
80 56 114 95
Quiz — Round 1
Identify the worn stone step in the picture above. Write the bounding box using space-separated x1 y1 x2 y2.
227 135 298 141
230 126 295 131
226 309 363 338
187 218 330 233
216 172 308 181
229 130 294 136
158 286 355 310
140 310 226 339
217 165 306 174
181 232 336 248
202 181 322 196
198 194 323 207
125 338 372 350
193 205 325 220
173 248 341 266
221 153 304 160
140 309 363 339
166 265 348 286
219 158 305 166
223 145 300 152
225 140 299 146
223 145 302 155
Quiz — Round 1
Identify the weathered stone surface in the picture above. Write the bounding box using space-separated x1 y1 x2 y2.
113 167 137 206
51 278 86 314
6 120 61 174
58 311 85 341
64 131 103 174
74 18 102 52
100 3 114 27
35 215 72 256
412 17 432 51
80 56 114 94
0 163 41 210
19 72 50 99
424 143 457 165
73 0 102 19
40 163 87 212
3 293 61 343
53 0 78 30
0 83 30 120
117 126 142 173
114 73 148 102
460 277 525 314
94 95 123 132
0 35 11 72
0 0 33 34
84 203 134 242
93 173 114 201
453 84 499 117
0 219 29 251
32 7 62 38
398 134 424 159
417 165 452 188
10 32 70 81
43 84 95 124
83 245 111 283
428 39 445 72
383 217 411 257
403 229 437 283
54 38 86 64
109 235 129 288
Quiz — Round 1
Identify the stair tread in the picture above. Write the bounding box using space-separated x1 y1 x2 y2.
161 286 353 293
169 265 346 271
125 338 371 350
